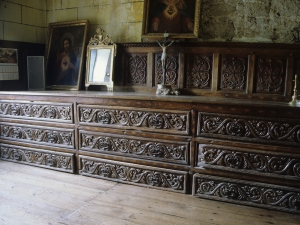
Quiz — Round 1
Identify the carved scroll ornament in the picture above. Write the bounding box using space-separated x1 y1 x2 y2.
80 158 185 192
199 113 300 144
79 107 188 134
0 146 73 171
0 125 74 147
81 133 187 163
199 146 300 178
0 102 72 122
194 175 300 213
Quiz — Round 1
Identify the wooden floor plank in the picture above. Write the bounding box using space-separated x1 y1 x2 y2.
0 161 299 225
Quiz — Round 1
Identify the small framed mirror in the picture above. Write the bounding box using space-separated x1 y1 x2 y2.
85 29 116 91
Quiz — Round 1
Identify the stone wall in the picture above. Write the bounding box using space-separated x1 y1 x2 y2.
1 0 300 44
0 0 47 43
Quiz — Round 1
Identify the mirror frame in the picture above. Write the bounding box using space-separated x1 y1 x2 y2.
85 44 116 91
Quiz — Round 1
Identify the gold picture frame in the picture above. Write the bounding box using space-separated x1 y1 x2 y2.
45 20 89 90
142 0 201 39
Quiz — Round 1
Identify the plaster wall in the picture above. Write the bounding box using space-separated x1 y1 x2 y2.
0 0 47 43
1 0 300 44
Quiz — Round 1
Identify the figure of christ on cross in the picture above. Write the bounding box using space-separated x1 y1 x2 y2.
156 40 174 85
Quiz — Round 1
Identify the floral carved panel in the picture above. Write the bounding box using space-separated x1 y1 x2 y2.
78 106 190 135
80 132 188 164
0 124 74 148
220 56 248 90
126 54 147 85
255 57 286 94
155 54 178 85
0 101 73 123
197 113 300 145
193 174 300 213
198 145 300 178
0 145 74 172
80 157 186 193
186 54 212 89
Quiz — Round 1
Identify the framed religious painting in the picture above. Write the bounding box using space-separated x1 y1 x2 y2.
45 20 89 90
142 0 201 39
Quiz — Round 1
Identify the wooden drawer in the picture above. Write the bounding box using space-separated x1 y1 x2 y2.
197 112 300 147
79 130 189 165
0 100 73 123
79 155 187 193
0 123 75 149
78 105 190 135
192 173 300 214
0 143 75 173
196 143 300 180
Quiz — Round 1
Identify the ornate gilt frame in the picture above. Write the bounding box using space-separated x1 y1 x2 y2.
142 0 201 39
45 20 89 90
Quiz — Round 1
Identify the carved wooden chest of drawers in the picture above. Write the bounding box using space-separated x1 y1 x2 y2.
0 91 299 213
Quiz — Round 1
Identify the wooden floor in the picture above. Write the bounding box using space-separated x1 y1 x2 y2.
0 161 299 225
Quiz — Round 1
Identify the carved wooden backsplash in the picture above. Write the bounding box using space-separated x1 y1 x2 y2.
116 42 300 102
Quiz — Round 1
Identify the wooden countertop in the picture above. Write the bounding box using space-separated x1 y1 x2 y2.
0 90 299 108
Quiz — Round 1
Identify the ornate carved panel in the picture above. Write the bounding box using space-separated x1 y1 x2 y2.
0 144 74 173
126 54 147 85
255 57 286 94
193 174 300 213
198 144 300 178
0 101 73 123
0 124 74 148
186 54 212 89
80 131 188 164
80 156 187 193
220 56 247 90
78 105 190 135
198 113 300 146
155 54 178 85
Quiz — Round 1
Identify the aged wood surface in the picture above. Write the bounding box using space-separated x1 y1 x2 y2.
0 161 299 225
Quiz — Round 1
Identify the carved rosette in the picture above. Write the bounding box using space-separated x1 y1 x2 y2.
186 54 212 89
0 125 74 147
80 158 185 192
0 146 73 171
126 54 147 85
256 58 285 94
193 174 300 213
81 133 187 163
198 113 300 144
220 56 247 90
79 107 188 134
155 55 178 85
199 146 300 178
0 102 72 122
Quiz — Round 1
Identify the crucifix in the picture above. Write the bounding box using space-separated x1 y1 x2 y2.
156 32 174 85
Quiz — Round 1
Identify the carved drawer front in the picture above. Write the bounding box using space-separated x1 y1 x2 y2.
0 101 73 123
197 144 300 180
79 156 187 193
0 123 75 148
197 112 300 146
192 174 300 214
78 105 190 135
79 131 189 165
0 144 75 173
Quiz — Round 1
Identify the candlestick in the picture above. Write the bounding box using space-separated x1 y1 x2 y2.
289 74 299 106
